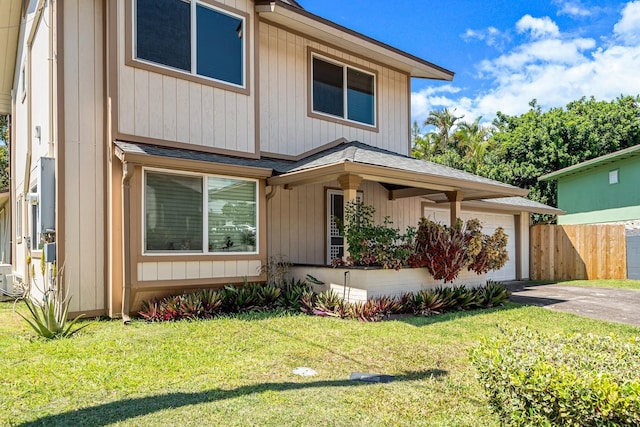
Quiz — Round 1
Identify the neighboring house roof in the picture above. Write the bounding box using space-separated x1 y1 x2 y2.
255 0 454 80
0 0 22 114
539 144 640 181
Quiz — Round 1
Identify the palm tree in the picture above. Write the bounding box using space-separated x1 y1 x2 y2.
454 117 493 174
423 108 463 154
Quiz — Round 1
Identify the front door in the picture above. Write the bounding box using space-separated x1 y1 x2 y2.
326 189 362 264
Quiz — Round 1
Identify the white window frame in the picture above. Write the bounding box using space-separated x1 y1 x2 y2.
311 53 377 127
132 0 247 89
142 167 259 256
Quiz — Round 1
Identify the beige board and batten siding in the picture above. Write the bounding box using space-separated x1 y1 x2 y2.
117 0 256 154
258 21 409 157
137 260 263 282
63 0 106 313
269 180 423 265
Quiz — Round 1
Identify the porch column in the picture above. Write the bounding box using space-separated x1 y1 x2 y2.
514 212 531 280
445 191 464 227
337 174 363 261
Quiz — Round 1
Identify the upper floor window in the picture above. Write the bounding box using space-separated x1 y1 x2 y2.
135 0 245 87
311 55 376 126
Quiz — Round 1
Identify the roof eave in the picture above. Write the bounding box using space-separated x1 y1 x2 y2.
0 0 23 114
255 0 454 81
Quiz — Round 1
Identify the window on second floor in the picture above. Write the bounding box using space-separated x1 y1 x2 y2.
135 0 245 87
311 55 376 127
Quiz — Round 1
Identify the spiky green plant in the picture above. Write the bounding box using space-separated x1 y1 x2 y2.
18 291 88 339
17 260 90 339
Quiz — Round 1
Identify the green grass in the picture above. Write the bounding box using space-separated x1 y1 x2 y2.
2 301 639 426
554 279 640 290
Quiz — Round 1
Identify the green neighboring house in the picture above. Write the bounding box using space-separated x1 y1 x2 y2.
539 144 640 225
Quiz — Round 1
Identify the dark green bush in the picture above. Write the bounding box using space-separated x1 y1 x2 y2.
469 326 640 426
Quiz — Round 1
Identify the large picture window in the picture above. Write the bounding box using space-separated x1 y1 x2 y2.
145 170 258 254
135 0 245 87
312 55 375 126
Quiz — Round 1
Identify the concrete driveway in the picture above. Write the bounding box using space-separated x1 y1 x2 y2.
504 282 640 328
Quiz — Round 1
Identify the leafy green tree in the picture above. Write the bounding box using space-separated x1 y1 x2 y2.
482 96 640 211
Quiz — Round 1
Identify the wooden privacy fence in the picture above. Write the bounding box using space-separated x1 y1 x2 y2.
531 224 627 281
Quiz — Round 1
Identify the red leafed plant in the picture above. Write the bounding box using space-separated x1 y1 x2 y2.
409 218 483 282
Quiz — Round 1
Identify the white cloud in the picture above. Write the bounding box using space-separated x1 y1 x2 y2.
614 1 640 45
555 0 592 17
462 26 509 49
411 5 640 125
516 15 560 39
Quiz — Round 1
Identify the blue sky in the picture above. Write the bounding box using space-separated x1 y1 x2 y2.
301 0 640 125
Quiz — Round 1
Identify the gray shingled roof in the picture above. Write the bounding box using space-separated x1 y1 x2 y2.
114 141 277 170
114 140 562 213
274 141 522 191
115 140 525 191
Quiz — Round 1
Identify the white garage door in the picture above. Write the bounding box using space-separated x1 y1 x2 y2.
422 207 516 281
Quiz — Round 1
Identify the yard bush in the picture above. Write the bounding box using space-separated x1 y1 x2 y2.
469 326 640 426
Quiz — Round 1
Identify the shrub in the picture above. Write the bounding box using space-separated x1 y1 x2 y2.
469 326 640 426
468 227 509 274
335 202 415 270
410 218 483 282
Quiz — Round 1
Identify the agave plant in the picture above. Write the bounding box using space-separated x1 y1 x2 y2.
477 281 510 308
18 290 89 339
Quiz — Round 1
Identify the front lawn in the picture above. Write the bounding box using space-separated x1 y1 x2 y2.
2 301 639 426
556 279 640 290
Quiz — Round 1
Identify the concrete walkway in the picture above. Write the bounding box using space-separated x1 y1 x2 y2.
504 281 640 328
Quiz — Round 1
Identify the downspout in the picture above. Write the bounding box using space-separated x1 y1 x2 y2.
23 0 47 284
121 162 133 324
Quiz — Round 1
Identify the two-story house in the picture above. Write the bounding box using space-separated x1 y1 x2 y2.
1 0 560 318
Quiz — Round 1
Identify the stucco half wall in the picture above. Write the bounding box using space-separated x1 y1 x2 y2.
290 265 487 303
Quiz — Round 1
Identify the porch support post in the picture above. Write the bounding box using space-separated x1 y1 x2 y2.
514 211 531 280
337 174 363 261
445 191 464 227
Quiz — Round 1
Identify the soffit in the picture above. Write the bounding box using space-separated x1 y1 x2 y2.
255 1 454 80
0 0 22 115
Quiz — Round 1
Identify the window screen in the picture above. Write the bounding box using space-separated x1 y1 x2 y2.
145 172 203 252
136 0 191 72
312 57 344 118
